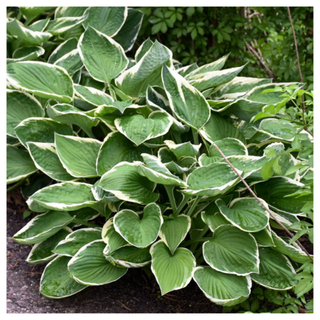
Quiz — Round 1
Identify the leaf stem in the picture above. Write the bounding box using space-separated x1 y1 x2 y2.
7 178 26 194
173 194 191 217
164 185 177 211
191 128 199 145
186 196 201 217
211 141 313 263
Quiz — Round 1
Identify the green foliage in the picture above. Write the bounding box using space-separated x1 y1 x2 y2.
137 7 313 89
7 6 313 312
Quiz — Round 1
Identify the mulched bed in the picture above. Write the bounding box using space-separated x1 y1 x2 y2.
7 189 223 313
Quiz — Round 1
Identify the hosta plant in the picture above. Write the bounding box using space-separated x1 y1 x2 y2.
7 6 313 308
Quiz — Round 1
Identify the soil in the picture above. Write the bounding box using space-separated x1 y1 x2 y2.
6 189 223 313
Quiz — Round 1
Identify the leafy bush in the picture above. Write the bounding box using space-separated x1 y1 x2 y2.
136 7 313 89
7 6 313 311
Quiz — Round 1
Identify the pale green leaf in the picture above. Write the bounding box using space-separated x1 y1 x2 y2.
150 240 196 295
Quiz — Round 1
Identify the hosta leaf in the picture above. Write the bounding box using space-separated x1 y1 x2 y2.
13 210 74 245
162 65 210 130
53 228 102 257
211 76 272 98
7 61 74 103
113 8 144 52
74 84 113 106
7 145 37 184
115 40 172 98
28 18 51 32
98 162 158 205
26 228 71 264
78 26 128 84
215 197 269 232
55 133 101 178
102 218 128 255
108 246 151 268
68 240 127 286
20 7 54 25
7 18 52 45
83 7 127 36
186 54 229 78
199 138 247 166
40 256 87 298
11 46 45 61
256 118 301 141
48 38 78 64
146 86 189 133
271 231 310 264
252 226 275 247
201 211 231 231
47 104 98 138
200 112 246 144
55 7 88 18
114 203 163 248
54 49 83 75
164 140 201 159
97 132 150 175
27 182 98 212
115 111 173 146
150 241 196 295
193 266 252 307
254 177 312 214
46 16 86 35
183 163 240 197
14 117 73 148
250 247 297 290
27 142 74 181
159 214 191 254
187 65 246 92
203 225 259 275
137 153 187 187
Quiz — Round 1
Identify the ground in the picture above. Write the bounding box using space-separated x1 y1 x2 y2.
6 189 223 313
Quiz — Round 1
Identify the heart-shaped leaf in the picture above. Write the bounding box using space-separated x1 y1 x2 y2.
48 37 78 63
53 228 102 257
115 111 173 146
13 210 74 244
7 61 74 102
68 240 127 286
150 240 196 295
250 247 297 290
7 90 44 137
74 84 114 107
162 65 210 130
114 203 163 248
203 225 259 275
98 162 158 205
55 133 101 178
159 215 191 254
193 266 252 307
183 162 240 197
54 49 83 75
97 132 150 175
78 26 128 84
216 197 269 232
40 256 87 298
